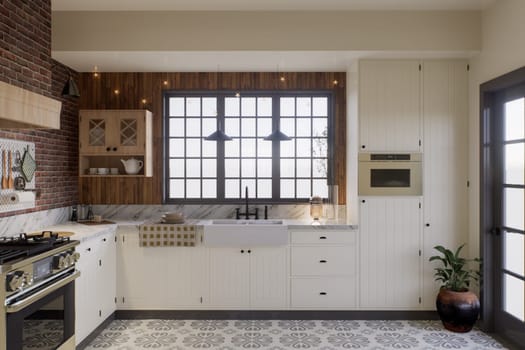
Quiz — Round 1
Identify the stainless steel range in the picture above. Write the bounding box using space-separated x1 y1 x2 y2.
0 231 79 350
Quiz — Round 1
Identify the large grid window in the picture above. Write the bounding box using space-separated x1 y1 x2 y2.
164 91 332 203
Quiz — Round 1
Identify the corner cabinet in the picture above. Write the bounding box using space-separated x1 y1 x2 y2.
79 109 153 177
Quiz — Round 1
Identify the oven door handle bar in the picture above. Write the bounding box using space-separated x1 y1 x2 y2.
6 271 80 313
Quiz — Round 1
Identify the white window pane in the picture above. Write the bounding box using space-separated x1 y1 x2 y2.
505 188 524 231
297 139 311 157
202 140 217 157
169 119 184 137
504 274 525 321
257 159 272 177
225 97 240 116
186 139 201 157
297 179 311 198
312 118 327 137
186 118 201 137
241 159 256 177
241 118 256 137
225 118 240 137
257 139 272 157
505 143 524 185
313 179 329 198
186 159 200 177
169 97 184 117
241 97 256 116
504 231 524 277
505 98 524 141
297 159 311 178
202 119 216 137
281 159 295 177
241 139 256 157
225 159 240 177
202 159 216 178
186 179 201 198
169 159 184 178
313 97 328 116
296 118 311 137
202 97 217 117
169 179 184 198
313 158 328 177
281 118 295 137
280 141 295 157
313 138 328 157
280 97 295 116
258 179 272 198
241 179 256 198
225 139 240 157
169 139 184 157
296 97 311 116
225 179 240 198
202 179 217 198
186 97 201 116
257 97 272 116
257 118 272 137
281 179 295 198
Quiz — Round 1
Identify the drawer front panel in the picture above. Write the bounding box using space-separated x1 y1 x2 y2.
291 246 355 276
291 277 355 308
290 230 356 245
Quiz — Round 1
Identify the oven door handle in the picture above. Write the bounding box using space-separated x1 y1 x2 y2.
6 271 80 313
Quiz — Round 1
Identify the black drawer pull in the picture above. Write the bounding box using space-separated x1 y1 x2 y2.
319 292 327 295
319 236 327 240
319 260 327 263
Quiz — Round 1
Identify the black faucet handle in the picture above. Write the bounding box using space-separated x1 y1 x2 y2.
255 208 259 220
264 205 268 220
235 208 240 220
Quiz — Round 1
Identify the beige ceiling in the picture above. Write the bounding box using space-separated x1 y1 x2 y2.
51 0 495 11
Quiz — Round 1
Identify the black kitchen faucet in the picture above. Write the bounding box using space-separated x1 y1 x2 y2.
235 186 268 220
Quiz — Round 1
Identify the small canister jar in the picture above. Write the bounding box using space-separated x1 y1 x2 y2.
310 196 323 221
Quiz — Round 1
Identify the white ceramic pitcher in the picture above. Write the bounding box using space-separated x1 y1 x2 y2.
120 158 143 175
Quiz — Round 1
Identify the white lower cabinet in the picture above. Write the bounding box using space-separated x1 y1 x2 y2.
209 247 288 309
290 230 357 309
75 230 116 345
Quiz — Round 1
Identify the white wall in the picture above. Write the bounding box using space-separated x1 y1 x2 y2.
468 0 525 257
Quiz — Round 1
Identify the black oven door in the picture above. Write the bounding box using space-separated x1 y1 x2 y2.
6 277 76 350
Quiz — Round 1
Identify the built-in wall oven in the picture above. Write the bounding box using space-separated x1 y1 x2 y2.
358 153 422 196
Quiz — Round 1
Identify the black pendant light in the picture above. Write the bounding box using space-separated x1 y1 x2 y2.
61 75 80 98
264 118 291 141
204 120 232 141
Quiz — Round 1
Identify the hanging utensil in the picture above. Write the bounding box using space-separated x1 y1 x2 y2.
14 176 26 190
12 150 21 172
8 150 14 189
1 150 7 189
21 145 36 182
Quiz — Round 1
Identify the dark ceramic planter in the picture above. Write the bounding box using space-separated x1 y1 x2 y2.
436 288 480 333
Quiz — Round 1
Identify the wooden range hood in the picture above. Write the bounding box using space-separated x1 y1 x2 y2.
0 81 62 129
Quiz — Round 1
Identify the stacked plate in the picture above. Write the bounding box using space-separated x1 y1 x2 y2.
161 212 185 224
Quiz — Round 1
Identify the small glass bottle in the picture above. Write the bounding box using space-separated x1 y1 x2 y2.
70 206 78 221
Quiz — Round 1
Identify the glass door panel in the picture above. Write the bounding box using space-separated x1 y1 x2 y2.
504 274 525 321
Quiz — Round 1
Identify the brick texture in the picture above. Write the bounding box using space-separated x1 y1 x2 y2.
0 0 78 217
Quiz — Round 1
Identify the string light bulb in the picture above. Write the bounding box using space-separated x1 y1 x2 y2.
141 98 147 104
332 79 339 86
114 89 120 95
92 66 99 78
280 75 286 82
163 80 169 86
235 92 240 98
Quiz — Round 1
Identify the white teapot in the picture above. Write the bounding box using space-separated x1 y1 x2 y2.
120 158 143 175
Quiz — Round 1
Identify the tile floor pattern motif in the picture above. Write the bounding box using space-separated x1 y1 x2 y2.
85 320 508 349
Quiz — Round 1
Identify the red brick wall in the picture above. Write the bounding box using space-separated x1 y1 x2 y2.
0 0 79 217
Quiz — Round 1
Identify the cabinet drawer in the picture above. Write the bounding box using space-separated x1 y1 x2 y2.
291 277 355 308
291 246 355 276
290 230 356 245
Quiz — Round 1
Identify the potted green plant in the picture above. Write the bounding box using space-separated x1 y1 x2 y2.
429 244 481 333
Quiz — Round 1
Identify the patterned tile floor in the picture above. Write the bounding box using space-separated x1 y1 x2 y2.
85 319 510 349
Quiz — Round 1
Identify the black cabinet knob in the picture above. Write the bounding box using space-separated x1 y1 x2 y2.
361 200 365 203
106 147 111 152
247 250 251 253
361 145 366 149
426 223 430 227
86 247 91 252
240 250 244 253
113 147 117 151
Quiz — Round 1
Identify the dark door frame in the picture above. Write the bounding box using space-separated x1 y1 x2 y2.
480 66 525 336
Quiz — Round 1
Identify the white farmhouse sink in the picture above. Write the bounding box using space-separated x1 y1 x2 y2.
203 220 288 246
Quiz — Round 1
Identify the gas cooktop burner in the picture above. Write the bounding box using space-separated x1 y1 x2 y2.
0 231 71 265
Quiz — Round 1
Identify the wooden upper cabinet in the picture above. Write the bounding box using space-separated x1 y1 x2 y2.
359 60 421 152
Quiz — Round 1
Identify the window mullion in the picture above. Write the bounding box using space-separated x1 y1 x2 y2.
272 94 280 200
217 96 226 200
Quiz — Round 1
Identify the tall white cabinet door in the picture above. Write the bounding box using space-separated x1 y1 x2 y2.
359 197 422 308
359 60 421 152
75 240 99 345
250 247 288 309
421 60 468 308
97 231 116 320
209 248 250 308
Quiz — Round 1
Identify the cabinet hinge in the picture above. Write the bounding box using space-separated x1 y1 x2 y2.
200 296 203 304
418 64 421 71
419 297 422 304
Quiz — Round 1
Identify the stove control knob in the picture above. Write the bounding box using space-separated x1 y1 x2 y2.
71 252 80 263
66 253 76 266
24 272 33 286
52 254 66 270
6 271 24 292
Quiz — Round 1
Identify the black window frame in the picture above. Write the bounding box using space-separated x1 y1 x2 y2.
163 90 335 204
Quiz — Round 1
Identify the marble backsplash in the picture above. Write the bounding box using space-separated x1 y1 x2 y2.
0 206 70 236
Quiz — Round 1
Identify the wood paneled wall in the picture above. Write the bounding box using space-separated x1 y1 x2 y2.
78 72 346 204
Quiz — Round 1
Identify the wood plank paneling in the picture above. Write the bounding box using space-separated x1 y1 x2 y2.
79 72 346 204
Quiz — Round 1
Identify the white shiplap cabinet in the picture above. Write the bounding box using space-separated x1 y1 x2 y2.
209 247 288 309
359 60 421 152
359 197 422 309
421 60 469 309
